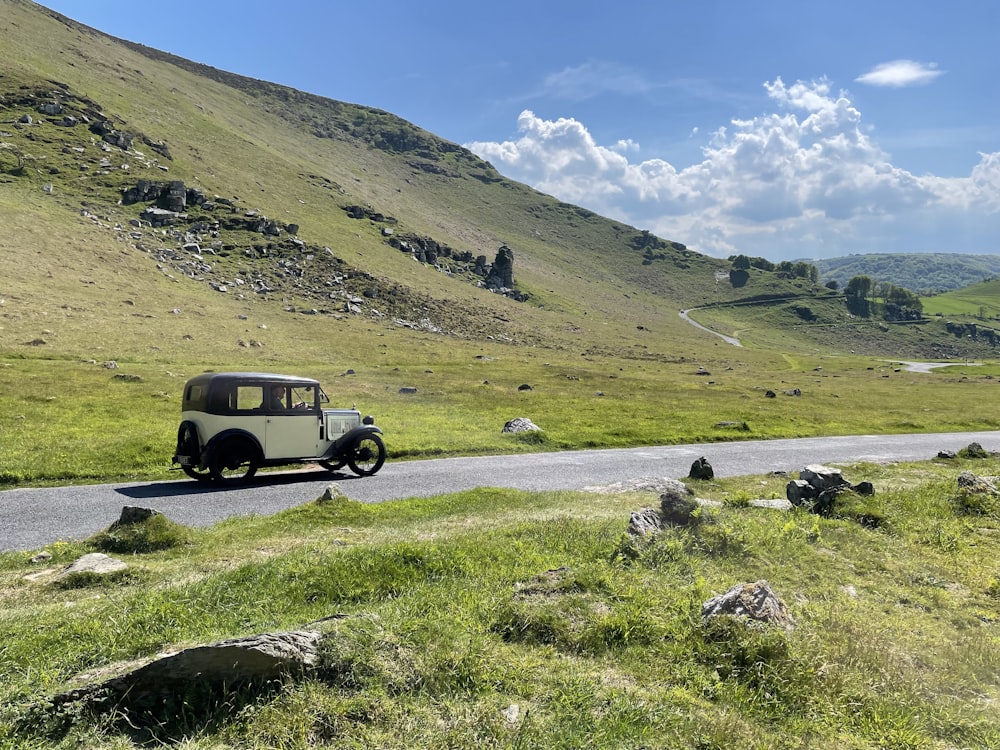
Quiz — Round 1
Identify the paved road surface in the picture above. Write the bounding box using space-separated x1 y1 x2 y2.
2 431 998 552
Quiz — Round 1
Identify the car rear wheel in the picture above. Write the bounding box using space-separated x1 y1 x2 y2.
182 465 214 482
209 437 259 483
347 434 386 476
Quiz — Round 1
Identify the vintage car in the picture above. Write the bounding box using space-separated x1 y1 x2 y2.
172 371 385 483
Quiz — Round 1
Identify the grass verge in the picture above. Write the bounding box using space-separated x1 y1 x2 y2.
1 456 998 748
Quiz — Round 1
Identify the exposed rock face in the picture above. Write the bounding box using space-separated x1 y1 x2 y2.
627 508 663 536
957 470 999 495
485 245 514 290
702 580 795 630
115 506 160 526
659 489 700 526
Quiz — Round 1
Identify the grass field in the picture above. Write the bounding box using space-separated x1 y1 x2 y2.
2 457 998 748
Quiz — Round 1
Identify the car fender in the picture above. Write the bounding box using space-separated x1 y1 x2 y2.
205 428 264 463
173 420 203 465
326 424 382 457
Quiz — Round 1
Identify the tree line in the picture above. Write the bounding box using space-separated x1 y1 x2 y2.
729 255 922 322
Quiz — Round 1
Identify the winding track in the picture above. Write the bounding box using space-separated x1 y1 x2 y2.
3 431 998 552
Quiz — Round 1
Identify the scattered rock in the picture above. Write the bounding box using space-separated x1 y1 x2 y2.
320 485 348 502
957 471 998 495
688 456 714 480
502 417 541 434
115 506 160 526
626 508 663 536
659 485 700 526
55 553 127 582
52 631 322 723
786 464 875 515
702 580 795 630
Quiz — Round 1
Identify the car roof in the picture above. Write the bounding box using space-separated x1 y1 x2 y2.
183 372 321 388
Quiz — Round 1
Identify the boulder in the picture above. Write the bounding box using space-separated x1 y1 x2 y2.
52 631 322 720
55 553 127 582
502 417 541 434
627 508 662 537
659 484 699 526
688 456 714 480
702 580 795 630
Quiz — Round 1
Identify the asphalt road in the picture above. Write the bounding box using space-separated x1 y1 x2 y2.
2 431 998 552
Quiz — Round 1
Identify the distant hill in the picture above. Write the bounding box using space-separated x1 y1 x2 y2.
812 253 1000 294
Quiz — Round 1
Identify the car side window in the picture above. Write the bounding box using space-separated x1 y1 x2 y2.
237 385 271 412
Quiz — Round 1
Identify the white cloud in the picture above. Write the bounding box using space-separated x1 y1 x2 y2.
855 60 943 88
466 79 999 260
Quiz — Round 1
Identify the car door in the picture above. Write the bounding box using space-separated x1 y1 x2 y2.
262 384 321 459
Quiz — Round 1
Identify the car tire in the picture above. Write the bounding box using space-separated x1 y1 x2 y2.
209 437 259 484
347 434 386 476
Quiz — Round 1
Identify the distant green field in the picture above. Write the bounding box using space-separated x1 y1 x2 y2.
922 278 1000 318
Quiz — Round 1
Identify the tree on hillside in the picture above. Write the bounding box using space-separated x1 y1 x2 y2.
881 283 923 321
845 275 874 317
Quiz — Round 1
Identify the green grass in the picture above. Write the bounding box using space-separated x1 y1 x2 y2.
2 347 1000 486
1 457 998 748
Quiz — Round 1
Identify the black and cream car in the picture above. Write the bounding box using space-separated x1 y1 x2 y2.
172 372 385 483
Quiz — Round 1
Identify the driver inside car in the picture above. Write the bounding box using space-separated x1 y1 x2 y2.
264 385 286 410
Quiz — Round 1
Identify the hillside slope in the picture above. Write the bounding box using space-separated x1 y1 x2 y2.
2 0 997 365
0 0 730 360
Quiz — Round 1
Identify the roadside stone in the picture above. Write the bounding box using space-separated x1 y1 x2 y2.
688 456 714 480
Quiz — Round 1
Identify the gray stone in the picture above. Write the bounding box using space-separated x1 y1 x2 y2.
702 580 795 629
659 486 699 526
627 508 663 537
115 506 160 526
502 417 541 434
53 631 322 717
56 553 127 581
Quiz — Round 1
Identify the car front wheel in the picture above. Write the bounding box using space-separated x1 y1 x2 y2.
347 434 386 476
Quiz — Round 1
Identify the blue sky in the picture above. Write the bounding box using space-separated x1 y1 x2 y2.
40 1 1000 261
